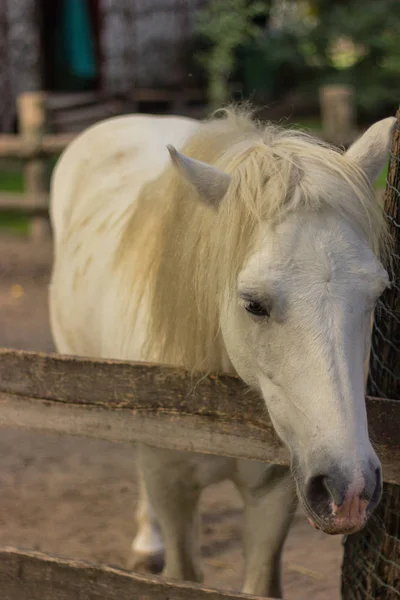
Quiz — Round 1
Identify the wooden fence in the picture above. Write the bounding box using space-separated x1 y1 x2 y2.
0 545 266 600
0 92 77 241
0 348 400 599
0 87 358 241
0 349 400 479
0 90 204 241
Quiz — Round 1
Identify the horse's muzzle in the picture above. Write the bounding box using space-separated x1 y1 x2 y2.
297 461 382 535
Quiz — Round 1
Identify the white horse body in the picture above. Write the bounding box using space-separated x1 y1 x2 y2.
50 114 199 361
50 113 256 586
50 110 395 598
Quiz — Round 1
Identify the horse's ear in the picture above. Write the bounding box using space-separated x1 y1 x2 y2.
345 117 396 184
167 145 231 209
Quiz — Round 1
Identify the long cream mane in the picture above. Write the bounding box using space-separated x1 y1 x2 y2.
115 108 388 372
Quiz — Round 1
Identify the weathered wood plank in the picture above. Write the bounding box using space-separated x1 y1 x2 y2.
41 134 76 154
0 546 268 600
0 392 289 465
0 349 288 465
0 133 75 159
0 192 48 213
0 349 399 482
17 92 50 239
0 349 273 423
319 84 357 145
0 135 32 158
46 91 110 111
48 100 125 129
132 87 205 103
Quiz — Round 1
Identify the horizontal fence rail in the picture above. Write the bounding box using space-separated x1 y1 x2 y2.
0 87 358 240
0 132 73 220
0 546 268 600
0 192 49 214
0 131 74 217
0 92 79 240
0 133 76 159
0 349 399 483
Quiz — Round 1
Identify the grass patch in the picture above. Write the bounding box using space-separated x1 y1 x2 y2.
286 117 323 134
0 168 24 193
374 160 389 189
0 157 59 235
0 165 28 234
0 211 30 234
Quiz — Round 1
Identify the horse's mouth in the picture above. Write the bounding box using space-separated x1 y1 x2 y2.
302 502 369 535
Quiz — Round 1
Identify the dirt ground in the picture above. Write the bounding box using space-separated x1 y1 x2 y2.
0 234 343 599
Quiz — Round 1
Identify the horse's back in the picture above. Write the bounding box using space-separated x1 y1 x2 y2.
49 114 199 359
50 114 199 246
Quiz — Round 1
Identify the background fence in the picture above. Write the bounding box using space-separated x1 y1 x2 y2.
0 92 76 240
0 89 205 241
0 86 359 241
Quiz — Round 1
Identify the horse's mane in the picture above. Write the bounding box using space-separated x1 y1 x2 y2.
116 107 389 372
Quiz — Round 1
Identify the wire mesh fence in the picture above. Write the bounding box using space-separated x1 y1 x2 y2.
342 484 400 599
342 111 400 599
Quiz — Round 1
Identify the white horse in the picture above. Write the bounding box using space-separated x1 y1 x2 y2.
49 108 394 598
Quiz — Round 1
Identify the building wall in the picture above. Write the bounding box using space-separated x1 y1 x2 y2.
100 0 206 92
0 0 207 131
0 0 41 131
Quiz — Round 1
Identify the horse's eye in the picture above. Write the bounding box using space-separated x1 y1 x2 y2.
244 300 270 317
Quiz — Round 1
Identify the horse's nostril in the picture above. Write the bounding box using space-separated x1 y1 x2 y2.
306 474 330 506
305 473 345 508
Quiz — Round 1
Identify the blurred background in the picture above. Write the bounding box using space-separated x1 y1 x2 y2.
0 2 398 599
2 0 400 132
1 0 397 234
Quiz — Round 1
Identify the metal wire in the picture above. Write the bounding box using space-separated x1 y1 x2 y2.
342 115 400 599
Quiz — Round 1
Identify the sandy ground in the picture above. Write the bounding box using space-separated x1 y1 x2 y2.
0 235 343 599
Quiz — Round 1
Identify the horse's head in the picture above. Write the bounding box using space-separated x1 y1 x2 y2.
168 116 395 535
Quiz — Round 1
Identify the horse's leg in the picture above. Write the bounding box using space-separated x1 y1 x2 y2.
234 462 297 599
129 467 165 573
136 445 204 582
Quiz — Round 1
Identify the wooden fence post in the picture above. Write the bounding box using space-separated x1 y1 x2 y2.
319 84 357 146
17 92 51 241
341 110 400 599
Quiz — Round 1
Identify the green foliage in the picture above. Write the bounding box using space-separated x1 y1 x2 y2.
0 211 29 234
0 167 28 234
305 0 400 117
195 0 269 108
0 158 59 235
239 27 309 99
374 159 389 190
0 167 24 193
195 0 400 118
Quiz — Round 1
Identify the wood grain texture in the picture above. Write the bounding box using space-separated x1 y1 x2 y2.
0 349 399 482
0 546 268 600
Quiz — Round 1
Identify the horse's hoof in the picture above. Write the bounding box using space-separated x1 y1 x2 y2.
127 550 165 574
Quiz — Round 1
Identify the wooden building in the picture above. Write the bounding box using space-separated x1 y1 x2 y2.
0 0 206 133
